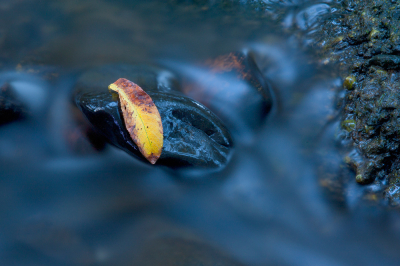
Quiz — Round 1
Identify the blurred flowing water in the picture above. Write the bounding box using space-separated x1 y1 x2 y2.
1 0 400 265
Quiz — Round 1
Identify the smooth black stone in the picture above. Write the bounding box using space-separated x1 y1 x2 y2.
0 83 26 126
74 65 233 169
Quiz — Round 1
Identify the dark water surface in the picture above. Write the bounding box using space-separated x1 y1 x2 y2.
2 0 400 265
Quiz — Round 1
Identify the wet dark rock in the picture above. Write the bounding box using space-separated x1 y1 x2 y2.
368 55 400 70
167 51 273 138
74 65 233 169
65 104 107 155
305 0 400 205
0 83 27 125
385 170 400 206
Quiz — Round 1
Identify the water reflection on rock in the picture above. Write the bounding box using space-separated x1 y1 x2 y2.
283 2 332 31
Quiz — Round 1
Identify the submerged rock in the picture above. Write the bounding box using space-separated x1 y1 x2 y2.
0 83 27 125
17 219 95 266
74 65 233 169
136 236 246 266
120 215 247 266
165 51 273 139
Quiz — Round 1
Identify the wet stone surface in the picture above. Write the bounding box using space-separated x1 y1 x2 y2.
295 0 400 205
0 83 27 125
74 65 233 169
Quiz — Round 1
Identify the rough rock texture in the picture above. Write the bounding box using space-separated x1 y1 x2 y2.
308 0 400 205
74 65 233 169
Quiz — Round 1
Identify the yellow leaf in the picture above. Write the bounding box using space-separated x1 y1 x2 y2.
108 78 163 164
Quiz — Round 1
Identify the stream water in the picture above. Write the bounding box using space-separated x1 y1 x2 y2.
1 0 400 265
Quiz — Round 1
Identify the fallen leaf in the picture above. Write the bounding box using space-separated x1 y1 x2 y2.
108 78 163 164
